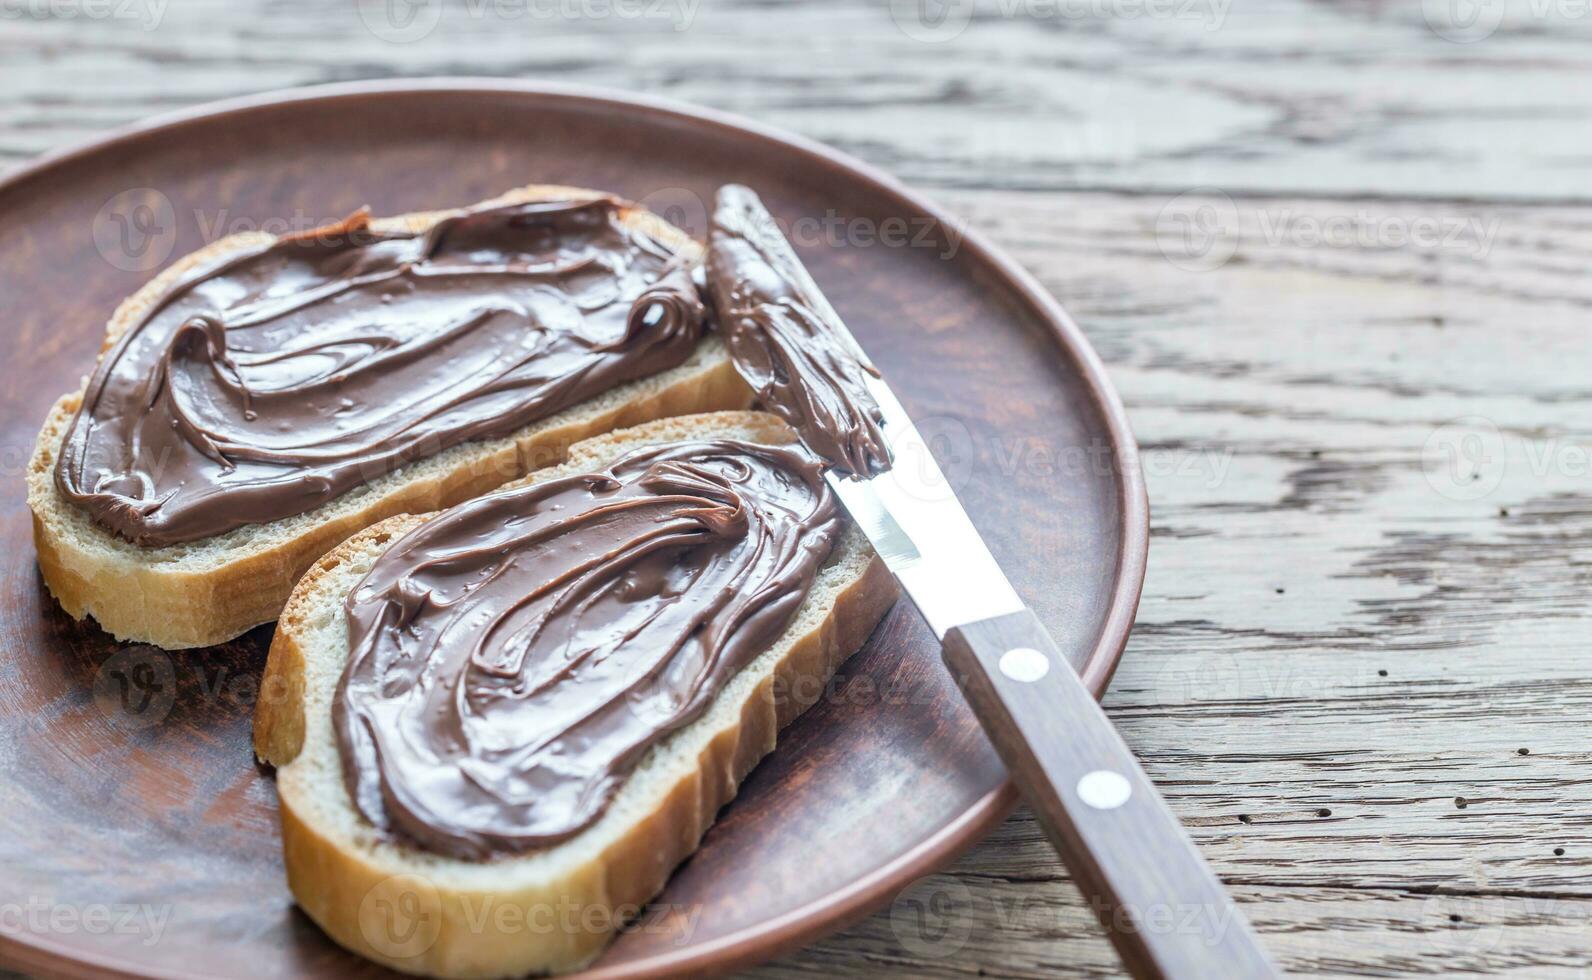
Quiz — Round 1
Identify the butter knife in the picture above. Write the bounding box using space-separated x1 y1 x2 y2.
828 379 1276 978
706 186 1278 980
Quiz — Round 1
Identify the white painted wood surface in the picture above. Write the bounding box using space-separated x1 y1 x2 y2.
3 1 1590 976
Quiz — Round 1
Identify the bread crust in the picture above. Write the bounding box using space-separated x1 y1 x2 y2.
27 185 750 649
253 412 898 978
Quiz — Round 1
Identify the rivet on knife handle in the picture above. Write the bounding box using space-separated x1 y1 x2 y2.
942 608 1278 980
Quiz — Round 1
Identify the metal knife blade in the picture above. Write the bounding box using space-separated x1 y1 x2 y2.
823 374 1024 639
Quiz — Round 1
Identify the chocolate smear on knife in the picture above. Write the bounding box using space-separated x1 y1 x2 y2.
706 185 891 477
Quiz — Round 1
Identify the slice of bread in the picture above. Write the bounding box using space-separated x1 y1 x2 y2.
253 411 897 978
26 184 751 649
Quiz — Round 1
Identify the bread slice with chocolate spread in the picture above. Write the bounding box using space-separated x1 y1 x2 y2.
26 184 749 649
253 410 897 978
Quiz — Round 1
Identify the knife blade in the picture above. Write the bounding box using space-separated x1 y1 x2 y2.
822 375 1023 639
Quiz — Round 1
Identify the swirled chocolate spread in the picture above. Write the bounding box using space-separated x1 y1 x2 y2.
335 438 842 859
55 197 705 547
706 185 891 476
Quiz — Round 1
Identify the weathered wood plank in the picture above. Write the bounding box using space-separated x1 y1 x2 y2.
4 0 1592 201
750 845 1592 979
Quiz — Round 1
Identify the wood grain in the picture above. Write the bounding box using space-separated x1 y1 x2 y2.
912 186 1592 975
4 0 1592 978
4 0 1592 202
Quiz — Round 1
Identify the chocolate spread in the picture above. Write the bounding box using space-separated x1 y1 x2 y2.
706 185 891 476
334 438 842 858
55 197 704 546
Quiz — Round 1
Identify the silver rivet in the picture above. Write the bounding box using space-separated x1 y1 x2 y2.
998 647 1050 682
1077 770 1132 810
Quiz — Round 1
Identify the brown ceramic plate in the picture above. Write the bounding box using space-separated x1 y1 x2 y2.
0 80 1147 979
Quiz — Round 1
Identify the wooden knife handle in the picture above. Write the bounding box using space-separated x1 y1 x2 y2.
942 608 1277 980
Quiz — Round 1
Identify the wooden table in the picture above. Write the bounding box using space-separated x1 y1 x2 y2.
4 1 1590 976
